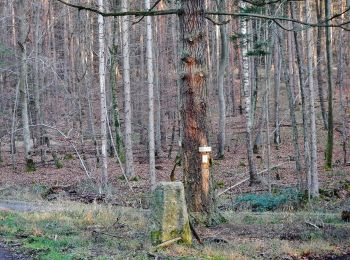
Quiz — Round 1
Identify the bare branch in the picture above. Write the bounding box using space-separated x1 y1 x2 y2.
56 0 178 17
132 0 162 25
204 15 231 26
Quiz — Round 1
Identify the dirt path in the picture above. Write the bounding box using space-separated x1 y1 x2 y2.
0 244 30 260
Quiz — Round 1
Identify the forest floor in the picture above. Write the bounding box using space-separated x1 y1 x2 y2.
1 103 350 258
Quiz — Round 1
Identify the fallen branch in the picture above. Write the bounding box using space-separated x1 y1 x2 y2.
153 237 182 250
305 221 321 229
217 162 291 197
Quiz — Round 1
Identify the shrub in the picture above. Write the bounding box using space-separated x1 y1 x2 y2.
234 188 300 212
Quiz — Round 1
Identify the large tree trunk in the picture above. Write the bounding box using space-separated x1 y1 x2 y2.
121 0 135 177
145 0 156 188
179 0 215 223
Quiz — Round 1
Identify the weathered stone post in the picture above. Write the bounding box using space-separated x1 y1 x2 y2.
150 182 192 245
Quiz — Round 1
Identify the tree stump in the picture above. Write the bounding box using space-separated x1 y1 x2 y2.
150 182 192 245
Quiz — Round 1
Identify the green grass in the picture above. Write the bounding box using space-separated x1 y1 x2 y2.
0 199 348 259
0 201 149 259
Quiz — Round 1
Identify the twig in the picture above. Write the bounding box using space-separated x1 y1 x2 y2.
11 124 91 179
106 111 134 192
204 15 231 25
217 161 291 196
153 237 182 250
305 221 321 229
132 0 162 25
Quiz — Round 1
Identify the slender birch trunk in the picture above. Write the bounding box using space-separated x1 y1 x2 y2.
145 0 156 188
240 1 258 184
98 0 108 192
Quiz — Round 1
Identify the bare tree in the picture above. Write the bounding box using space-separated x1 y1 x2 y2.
240 1 259 184
18 0 34 171
305 0 319 197
98 0 108 192
121 0 135 177
216 0 228 159
145 0 156 188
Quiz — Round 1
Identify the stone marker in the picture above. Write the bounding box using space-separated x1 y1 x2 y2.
150 182 192 245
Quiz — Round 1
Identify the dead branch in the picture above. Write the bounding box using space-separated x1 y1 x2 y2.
217 161 291 196
153 237 182 250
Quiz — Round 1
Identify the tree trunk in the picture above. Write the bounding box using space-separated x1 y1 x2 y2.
240 1 259 184
305 0 319 197
337 0 348 165
121 0 135 177
325 0 334 169
315 0 328 130
18 0 34 171
98 0 108 192
280 29 302 184
216 0 228 159
145 0 156 188
179 0 215 223
273 26 281 146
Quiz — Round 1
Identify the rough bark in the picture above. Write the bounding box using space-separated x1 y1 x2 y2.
179 0 215 222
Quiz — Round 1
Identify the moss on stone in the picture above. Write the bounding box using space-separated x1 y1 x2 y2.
150 182 192 245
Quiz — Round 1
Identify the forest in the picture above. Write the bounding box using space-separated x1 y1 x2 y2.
0 0 350 259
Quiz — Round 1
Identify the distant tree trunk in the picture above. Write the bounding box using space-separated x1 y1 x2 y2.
154 31 162 157
121 0 135 177
216 0 228 159
291 2 307 189
337 0 348 165
33 7 43 147
315 0 328 130
109 22 124 161
280 30 302 185
240 1 259 184
18 0 34 171
273 26 281 146
325 0 334 169
179 0 215 223
145 0 156 188
98 0 108 192
305 0 319 197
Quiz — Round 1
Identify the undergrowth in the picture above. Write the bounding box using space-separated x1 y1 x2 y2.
234 188 302 211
